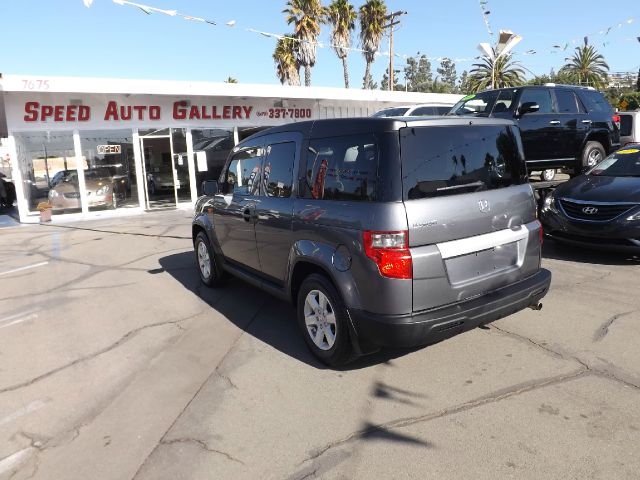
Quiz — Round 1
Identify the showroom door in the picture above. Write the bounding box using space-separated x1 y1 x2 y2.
140 128 179 210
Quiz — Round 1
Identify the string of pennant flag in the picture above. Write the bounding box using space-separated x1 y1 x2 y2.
83 0 639 66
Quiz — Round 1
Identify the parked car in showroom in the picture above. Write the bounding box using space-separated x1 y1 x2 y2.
541 145 640 251
372 102 458 118
48 167 124 211
192 117 550 366
147 167 189 196
449 84 621 177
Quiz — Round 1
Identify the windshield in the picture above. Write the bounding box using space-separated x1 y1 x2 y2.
449 91 501 116
372 107 410 118
588 147 640 177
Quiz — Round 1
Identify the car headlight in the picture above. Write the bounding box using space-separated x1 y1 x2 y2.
627 211 640 221
541 193 557 213
96 185 110 195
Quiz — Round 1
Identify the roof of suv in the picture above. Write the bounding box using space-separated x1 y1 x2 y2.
243 117 518 141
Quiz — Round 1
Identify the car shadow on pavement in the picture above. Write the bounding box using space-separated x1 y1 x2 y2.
542 239 640 266
158 252 419 370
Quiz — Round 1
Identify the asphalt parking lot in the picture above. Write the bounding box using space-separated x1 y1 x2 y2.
0 209 639 480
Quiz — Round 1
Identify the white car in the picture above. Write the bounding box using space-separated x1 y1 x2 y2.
372 103 454 117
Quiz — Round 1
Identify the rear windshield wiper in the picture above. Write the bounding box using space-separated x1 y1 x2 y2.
436 181 486 192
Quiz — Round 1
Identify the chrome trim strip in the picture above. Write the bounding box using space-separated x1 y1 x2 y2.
559 197 638 206
558 198 636 223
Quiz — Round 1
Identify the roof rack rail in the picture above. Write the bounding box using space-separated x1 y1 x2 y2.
543 82 596 90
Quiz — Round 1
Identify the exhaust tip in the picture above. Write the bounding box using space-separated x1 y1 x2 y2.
529 302 543 311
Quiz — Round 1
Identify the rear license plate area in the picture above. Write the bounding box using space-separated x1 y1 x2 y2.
444 242 518 286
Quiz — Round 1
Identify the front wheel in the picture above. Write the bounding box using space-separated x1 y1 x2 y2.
541 169 556 182
296 274 353 367
195 232 225 287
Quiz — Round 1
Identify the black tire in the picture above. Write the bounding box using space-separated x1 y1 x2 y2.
541 169 556 182
296 273 353 367
574 141 605 176
194 232 225 287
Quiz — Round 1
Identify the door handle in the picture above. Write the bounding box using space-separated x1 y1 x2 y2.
581 119 592 124
549 120 561 125
242 208 252 222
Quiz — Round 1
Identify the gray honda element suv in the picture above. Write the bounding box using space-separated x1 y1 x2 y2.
192 117 551 366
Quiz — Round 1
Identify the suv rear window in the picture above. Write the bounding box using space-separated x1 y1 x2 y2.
620 114 633 137
400 125 527 200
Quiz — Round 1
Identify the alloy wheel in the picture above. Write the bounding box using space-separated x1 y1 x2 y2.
303 289 336 351
197 241 211 280
587 149 602 167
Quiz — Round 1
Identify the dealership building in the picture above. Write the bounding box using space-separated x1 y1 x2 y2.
0 74 461 223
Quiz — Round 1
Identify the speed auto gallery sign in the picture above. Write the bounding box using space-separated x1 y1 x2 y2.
7 93 318 130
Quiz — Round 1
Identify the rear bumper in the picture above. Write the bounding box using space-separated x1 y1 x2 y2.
348 269 551 349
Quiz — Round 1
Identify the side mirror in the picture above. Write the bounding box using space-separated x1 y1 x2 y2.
518 102 540 116
202 180 219 196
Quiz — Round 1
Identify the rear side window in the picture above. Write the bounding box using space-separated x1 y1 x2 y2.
411 106 436 116
620 114 633 136
579 90 613 113
555 90 580 113
372 107 409 118
400 125 527 200
305 134 378 201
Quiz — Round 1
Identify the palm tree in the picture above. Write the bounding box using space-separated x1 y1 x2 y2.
468 53 525 92
273 36 301 86
559 43 609 89
224 77 238 83
284 0 324 87
325 0 357 88
359 0 387 90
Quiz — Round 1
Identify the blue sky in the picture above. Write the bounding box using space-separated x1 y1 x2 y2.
1 0 638 88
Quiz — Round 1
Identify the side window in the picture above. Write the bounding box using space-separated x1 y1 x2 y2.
493 89 517 113
519 89 553 114
263 142 295 198
225 147 262 195
579 90 612 113
555 90 579 114
305 134 378 201
411 106 435 116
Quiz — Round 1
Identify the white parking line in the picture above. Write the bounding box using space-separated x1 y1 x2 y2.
0 447 35 476
0 400 47 428
0 261 49 277
0 309 40 330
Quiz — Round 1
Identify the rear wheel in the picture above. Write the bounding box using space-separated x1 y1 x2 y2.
296 274 352 367
574 141 605 176
195 231 225 287
541 169 556 182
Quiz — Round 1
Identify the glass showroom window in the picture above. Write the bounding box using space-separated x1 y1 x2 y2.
13 131 77 215
79 130 139 212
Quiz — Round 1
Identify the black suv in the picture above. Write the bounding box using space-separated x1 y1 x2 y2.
449 85 620 176
192 118 550 366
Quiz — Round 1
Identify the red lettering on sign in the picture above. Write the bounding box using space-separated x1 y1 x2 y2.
232 106 242 119
66 105 77 121
79 105 90 121
173 101 187 120
150 106 161 120
189 105 201 120
243 106 253 118
223 106 231 119
54 105 64 122
24 102 39 121
120 106 132 121
133 105 146 120
41 105 54 121
201 106 211 120
104 101 119 120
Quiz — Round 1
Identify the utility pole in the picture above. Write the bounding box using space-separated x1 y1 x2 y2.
383 10 407 91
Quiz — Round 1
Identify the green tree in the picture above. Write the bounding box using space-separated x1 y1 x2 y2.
559 43 609 90
468 53 525 92
284 0 324 87
457 70 470 93
404 54 432 92
381 68 402 91
273 36 301 86
359 0 387 89
325 0 357 88
224 77 238 83
436 57 457 93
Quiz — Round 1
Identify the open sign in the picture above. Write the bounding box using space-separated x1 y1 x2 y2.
97 145 121 155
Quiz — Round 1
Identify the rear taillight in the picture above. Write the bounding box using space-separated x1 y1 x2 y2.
363 230 412 279
612 113 621 130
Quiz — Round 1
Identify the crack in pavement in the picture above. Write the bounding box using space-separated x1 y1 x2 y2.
0 315 198 395
38 222 190 240
160 438 245 465
131 297 269 480
593 310 637 342
490 325 640 389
